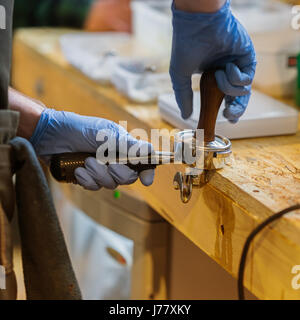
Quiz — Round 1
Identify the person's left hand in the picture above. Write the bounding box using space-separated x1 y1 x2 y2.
30 109 155 190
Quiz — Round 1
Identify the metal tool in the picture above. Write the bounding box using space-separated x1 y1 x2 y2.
172 71 232 203
50 151 174 184
49 70 232 203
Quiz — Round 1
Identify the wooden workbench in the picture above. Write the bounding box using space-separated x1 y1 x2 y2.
12 28 300 300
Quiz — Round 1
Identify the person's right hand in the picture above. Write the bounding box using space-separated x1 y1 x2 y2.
30 109 155 191
170 0 256 123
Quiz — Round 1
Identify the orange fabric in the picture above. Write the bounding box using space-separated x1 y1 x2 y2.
84 0 132 33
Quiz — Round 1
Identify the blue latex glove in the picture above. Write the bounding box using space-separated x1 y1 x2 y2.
170 0 256 123
30 109 155 190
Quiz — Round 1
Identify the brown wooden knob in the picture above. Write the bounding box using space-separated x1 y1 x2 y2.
197 70 225 143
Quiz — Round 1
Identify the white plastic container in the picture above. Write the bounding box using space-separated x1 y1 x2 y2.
232 0 299 98
232 0 292 34
251 28 300 98
131 0 172 55
111 57 172 103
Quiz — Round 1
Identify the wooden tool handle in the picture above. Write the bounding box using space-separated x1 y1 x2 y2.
197 70 225 143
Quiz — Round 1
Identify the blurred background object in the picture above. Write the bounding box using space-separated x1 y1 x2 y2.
84 0 132 33
131 0 172 55
297 54 300 106
13 0 132 32
59 32 132 84
232 0 300 6
13 0 93 29
280 0 300 4
110 57 172 103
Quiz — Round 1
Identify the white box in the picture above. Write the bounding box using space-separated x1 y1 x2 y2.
251 29 300 98
158 89 299 139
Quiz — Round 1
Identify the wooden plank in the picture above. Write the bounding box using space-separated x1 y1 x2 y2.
11 28 300 299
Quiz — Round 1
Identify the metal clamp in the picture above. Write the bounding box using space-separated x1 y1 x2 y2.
173 170 213 204
173 172 193 204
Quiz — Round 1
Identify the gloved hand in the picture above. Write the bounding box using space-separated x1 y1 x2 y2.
30 109 155 190
170 0 256 123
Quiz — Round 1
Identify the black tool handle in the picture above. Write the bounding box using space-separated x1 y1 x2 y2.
50 152 157 184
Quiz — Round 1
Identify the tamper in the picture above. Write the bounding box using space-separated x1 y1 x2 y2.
173 71 232 203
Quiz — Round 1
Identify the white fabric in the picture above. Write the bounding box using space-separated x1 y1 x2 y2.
60 32 132 84
60 32 172 102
